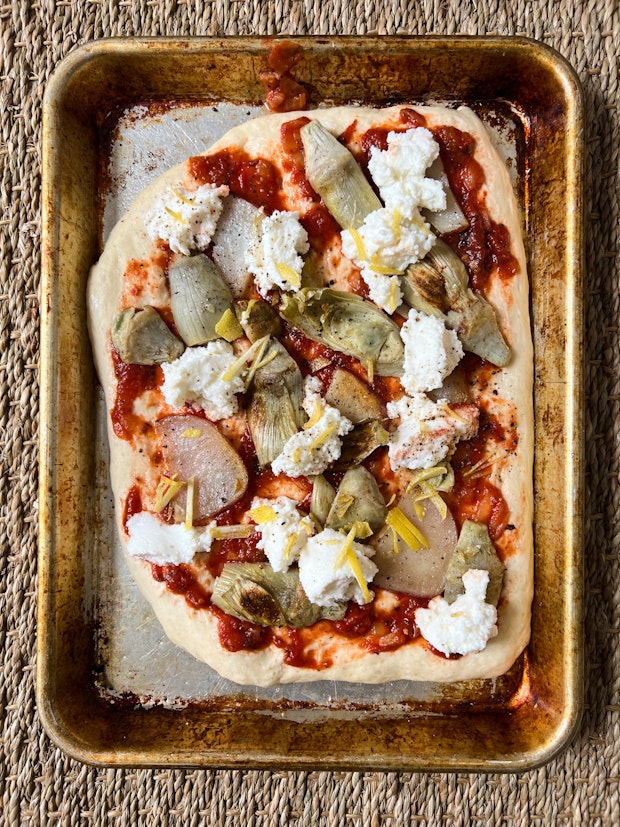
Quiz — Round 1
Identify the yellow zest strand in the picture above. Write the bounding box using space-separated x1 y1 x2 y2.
303 402 324 431
181 428 202 439
347 549 371 603
248 505 277 524
334 526 358 570
351 521 373 540
392 207 401 242
210 525 253 540
463 454 499 479
386 506 429 551
391 525 400 556
215 308 243 342
171 188 195 205
365 359 375 383
368 264 404 276
414 500 426 522
309 421 338 451
184 477 196 530
154 475 186 512
164 205 184 222
243 336 271 389
222 335 269 383
275 261 301 288
443 402 470 425
283 532 299 561
348 227 367 262
387 278 399 314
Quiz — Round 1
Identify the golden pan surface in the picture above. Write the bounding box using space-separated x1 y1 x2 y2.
38 36 584 770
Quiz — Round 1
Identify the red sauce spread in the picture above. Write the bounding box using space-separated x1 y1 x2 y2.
110 349 162 441
432 125 518 291
123 485 142 531
151 563 210 609
189 150 283 214
259 42 308 113
211 605 272 652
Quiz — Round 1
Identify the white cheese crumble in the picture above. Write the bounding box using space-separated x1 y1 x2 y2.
145 183 229 256
400 309 464 393
298 528 378 608
386 393 478 471
250 496 315 573
126 511 214 565
414 569 498 655
245 209 309 296
368 128 446 218
270 377 353 477
340 208 434 313
161 340 244 420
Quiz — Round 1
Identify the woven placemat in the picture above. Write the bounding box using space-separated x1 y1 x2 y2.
1 1 618 824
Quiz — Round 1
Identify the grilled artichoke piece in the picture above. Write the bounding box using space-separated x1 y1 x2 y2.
212 563 346 627
279 288 404 377
403 239 510 366
168 253 234 346
325 466 387 534
422 156 469 235
443 520 504 606
335 420 389 468
235 298 282 343
324 368 383 424
112 306 185 365
247 338 305 466
300 119 382 230
310 474 336 527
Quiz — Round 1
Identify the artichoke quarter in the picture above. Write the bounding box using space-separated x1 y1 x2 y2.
247 338 305 466
112 306 185 365
279 288 404 377
168 253 234 346
212 562 346 627
402 239 511 367
443 520 504 606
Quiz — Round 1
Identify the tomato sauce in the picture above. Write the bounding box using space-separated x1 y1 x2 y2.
110 349 162 441
123 485 142 531
259 42 308 113
189 150 283 214
151 563 210 609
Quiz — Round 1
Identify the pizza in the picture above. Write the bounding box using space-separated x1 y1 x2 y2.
87 102 533 687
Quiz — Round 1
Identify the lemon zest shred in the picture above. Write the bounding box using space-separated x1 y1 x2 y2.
164 205 184 223
386 506 429 551
248 505 277 524
275 261 301 288
210 524 253 540
347 549 371 603
392 207 401 242
391 525 400 556
222 335 269 383
184 477 195 530
348 227 367 262
387 278 399 314
365 359 375 383
293 446 302 463
243 336 271 389
351 520 373 540
368 264 404 276
463 454 499 478
283 531 298 561
215 308 243 342
334 526 358 570
443 402 470 425
303 402 324 431
171 188 195 206
414 500 426 521
181 428 202 439
154 475 186 512
309 421 338 451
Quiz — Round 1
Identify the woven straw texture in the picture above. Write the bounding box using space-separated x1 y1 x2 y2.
2 0 619 824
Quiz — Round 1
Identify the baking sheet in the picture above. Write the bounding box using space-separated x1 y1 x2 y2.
38 36 584 770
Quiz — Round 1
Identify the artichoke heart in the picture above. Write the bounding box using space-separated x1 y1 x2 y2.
235 298 282 343
310 474 336 527
325 466 387 534
168 253 234 346
212 563 346 627
112 306 185 365
300 119 382 230
247 338 305 466
403 239 510 367
280 288 404 377
324 368 383 424
443 520 504 606
335 420 389 469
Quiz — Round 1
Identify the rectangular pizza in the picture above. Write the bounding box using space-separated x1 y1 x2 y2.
87 95 533 687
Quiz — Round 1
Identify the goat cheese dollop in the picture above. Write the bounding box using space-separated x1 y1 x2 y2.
146 183 229 256
271 377 353 477
126 511 214 565
387 393 479 471
161 340 244 420
250 496 315 573
368 128 446 217
298 528 378 608
245 209 309 297
414 569 498 655
400 309 464 394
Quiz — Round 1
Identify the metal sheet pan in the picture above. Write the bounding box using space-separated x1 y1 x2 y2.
38 36 584 770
